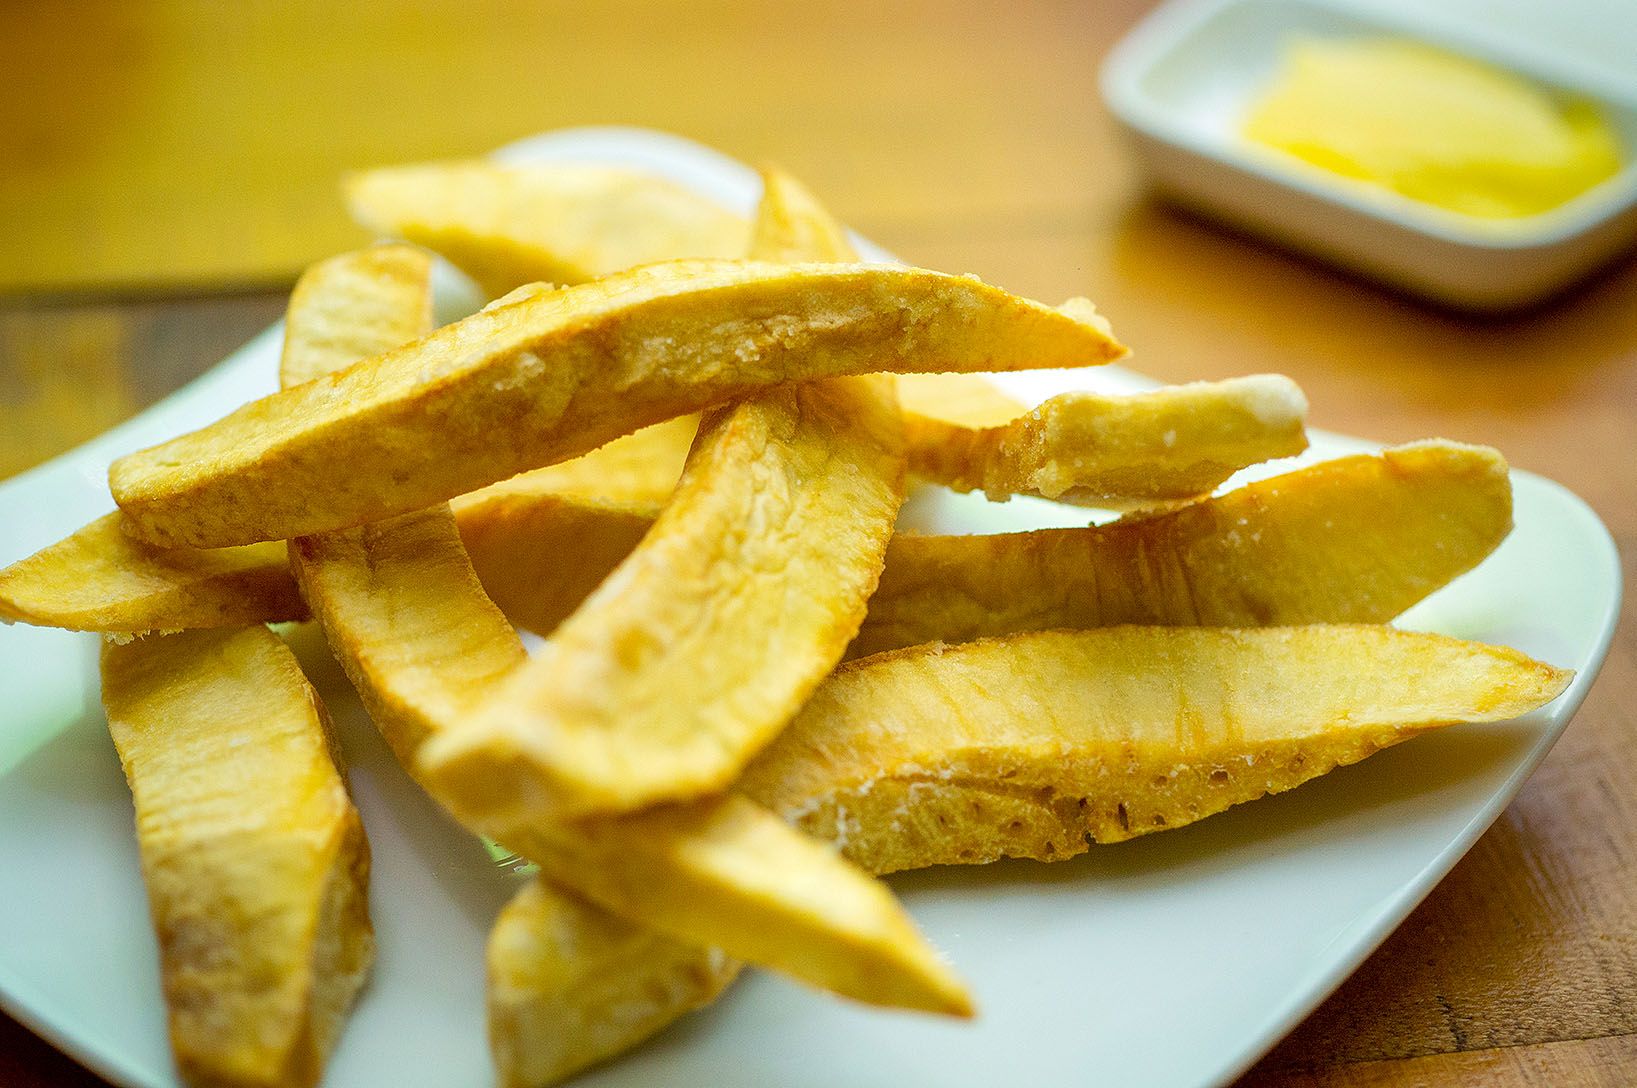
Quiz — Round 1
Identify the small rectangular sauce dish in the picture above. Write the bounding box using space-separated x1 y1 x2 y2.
1101 0 1637 311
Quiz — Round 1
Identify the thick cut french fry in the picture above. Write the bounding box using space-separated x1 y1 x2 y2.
492 618 1568 1082
279 244 434 388
456 492 661 641
111 259 1124 549
293 504 968 1015
907 375 1308 504
427 168 907 815
348 161 1040 483
850 440 1514 658
448 416 694 639
101 627 371 1088
3 441 1510 646
488 880 740 1088
0 514 300 632
465 414 698 506
0 420 688 637
895 372 1026 427
282 248 970 1018
345 161 752 295
751 166 858 262
740 626 1571 874
347 160 1308 509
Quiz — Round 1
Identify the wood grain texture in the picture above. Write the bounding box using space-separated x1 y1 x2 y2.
1248 1034 1637 1088
2 2 1634 1086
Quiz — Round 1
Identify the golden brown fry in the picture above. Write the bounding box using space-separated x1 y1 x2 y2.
348 161 1041 493
349 157 1258 509
492 616 1568 1079
279 244 434 388
0 514 301 632
101 627 371 1088
110 259 1124 549
464 414 698 506
449 416 694 637
488 880 740 1088
0 417 689 638
894 372 1027 428
282 248 970 1018
851 440 1514 658
428 169 907 815
750 167 1307 506
741 626 1571 874
7 440 1510 649
344 161 751 296
907 375 1308 504
493 794 968 1016
750 166 858 262
293 505 968 1015
456 492 661 640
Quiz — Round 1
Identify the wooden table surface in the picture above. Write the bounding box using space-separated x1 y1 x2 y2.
2 2 1633 1085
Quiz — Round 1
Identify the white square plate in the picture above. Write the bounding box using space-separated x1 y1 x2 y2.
0 127 1620 1088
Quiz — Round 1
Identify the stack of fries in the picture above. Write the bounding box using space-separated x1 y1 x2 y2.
0 162 1570 1088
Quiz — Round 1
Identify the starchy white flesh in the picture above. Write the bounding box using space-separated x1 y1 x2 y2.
110 259 1124 549
850 440 1514 658
281 247 970 1018
345 161 752 296
907 375 1309 504
429 167 907 815
488 880 740 1088
740 626 1572 874
101 627 371 1088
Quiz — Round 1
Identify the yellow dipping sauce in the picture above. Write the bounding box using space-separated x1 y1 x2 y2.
1242 37 1623 219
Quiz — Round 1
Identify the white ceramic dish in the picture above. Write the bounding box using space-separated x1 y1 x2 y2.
1101 0 1637 311
0 127 1620 1088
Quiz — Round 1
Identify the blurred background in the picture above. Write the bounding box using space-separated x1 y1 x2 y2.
1 1 1633 1085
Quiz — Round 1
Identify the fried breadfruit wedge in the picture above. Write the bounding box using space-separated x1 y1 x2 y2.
282 248 970 1018
739 626 1571 874
348 158 1302 509
279 243 435 388
0 420 689 637
111 259 1124 549
346 159 1040 499
455 491 662 641
850 440 1514 658
0 514 301 632
492 619 1568 1084
345 161 752 296
907 375 1308 505
423 167 908 815
295 504 967 1016
488 880 741 1088
469 414 698 506
101 627 371 1088
2 440 1508 646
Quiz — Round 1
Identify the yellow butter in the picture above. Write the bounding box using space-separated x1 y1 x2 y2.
1243 37 1622 219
